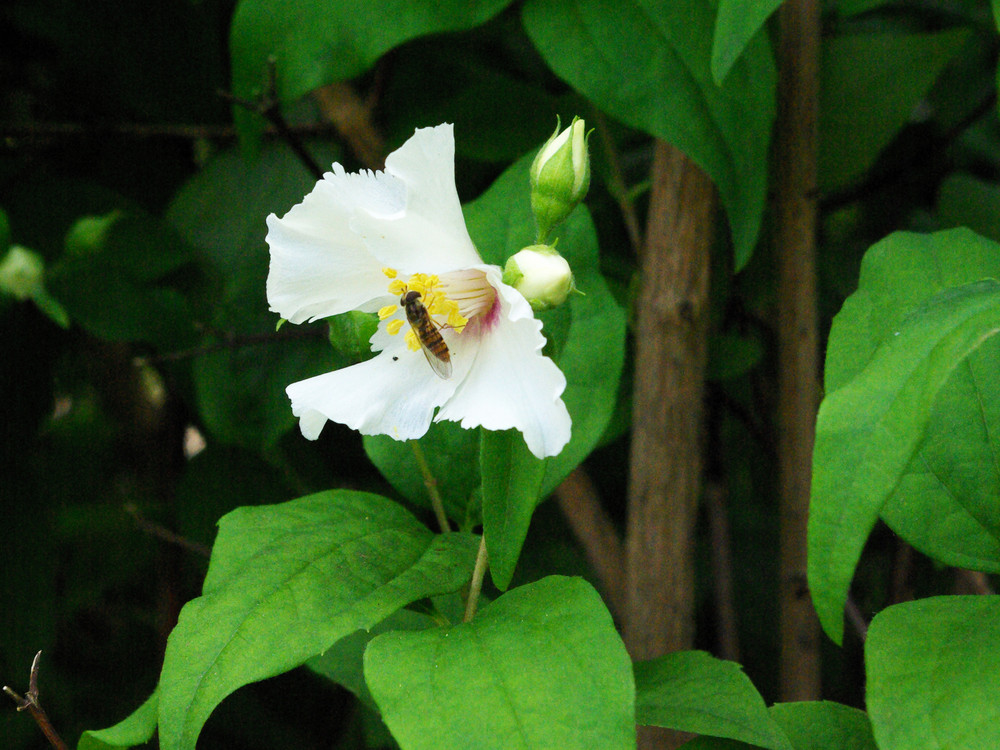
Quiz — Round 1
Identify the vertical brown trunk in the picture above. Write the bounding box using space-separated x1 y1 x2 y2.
774 0 823 701
626 140 715 749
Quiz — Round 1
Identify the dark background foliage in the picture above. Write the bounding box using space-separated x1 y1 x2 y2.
2 0 999 747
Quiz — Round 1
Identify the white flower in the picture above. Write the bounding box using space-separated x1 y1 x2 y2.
265 124 571 459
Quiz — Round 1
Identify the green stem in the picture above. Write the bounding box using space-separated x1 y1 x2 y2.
410 440 450 533
463 536 489 623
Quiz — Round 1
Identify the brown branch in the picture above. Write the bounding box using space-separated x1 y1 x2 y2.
312 81 387 170
773 0 822 702
554 467 625 619
626 140 715 750
3 652 69 750
956 569 994 596
705 482 740 662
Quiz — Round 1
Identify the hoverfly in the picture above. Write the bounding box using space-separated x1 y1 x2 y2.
401 290 453 379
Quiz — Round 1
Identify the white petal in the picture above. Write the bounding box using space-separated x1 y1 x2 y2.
435 276 571 459
286 329 459 442
266 165 404 323
351 125 482 274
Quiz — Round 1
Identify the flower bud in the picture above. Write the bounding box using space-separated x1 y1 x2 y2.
0 245 45 300
0 245 69 327
529 117 590 243
503 245 575 311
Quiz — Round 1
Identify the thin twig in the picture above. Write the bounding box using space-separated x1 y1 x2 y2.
0 120 339 141
219 56 324 180
3 652 69 750
554 467 625 619
844 597 869 642
410 441 450 533
125 503 211 558
463 536 490 623
135 325 325 366
593 110 643 255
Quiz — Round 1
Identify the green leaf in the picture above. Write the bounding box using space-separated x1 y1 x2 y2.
635 651 792 750
937 172 1000 245
712 0 782 84
866 596 1000 750
307 608 435 709
819 29 969 192
767 702 876 750
522 0 775 269
464 153 626 501
809 231 1000 643
365 576 634 750
0 207 9 251
817 229 1000 624
48 211 203 348
79 690 159 750
167 141 343 449
229 0 514 147
481 428 546 590
157 490 479 750
681 701 876 750
364 422 483 526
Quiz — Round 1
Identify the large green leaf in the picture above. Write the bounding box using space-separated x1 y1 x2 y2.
156 490 479 750
711 0 782 84
522 0 775 268
480 428 546 590
809 230 1000 643
682 701 876 749
635 651 792 750
78 690 158 750
866 596 1000 750
819 29 969 192
229 0 514 146
364 576 634 749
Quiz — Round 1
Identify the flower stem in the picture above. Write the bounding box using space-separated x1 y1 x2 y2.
410 440 450 533
463 536 489 623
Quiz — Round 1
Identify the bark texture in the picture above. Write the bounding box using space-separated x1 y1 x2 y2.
626 140 716 749
774 0 823 701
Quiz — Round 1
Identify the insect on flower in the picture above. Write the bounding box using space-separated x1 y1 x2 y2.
401 290 452 379
264 124 572 459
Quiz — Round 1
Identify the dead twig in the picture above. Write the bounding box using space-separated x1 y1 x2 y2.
3 652 69 750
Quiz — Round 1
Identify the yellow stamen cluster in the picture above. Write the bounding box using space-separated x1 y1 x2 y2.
377 268 470 351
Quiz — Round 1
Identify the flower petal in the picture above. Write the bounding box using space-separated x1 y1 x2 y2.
350 125 482 274
286 327 459 442
266 165 404 323
435 275 571 459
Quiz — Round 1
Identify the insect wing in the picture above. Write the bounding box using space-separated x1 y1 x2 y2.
417 338 453 379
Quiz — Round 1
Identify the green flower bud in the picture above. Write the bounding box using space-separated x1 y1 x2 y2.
503 244 575 311
0 244 69 327
529 117 591 243
0 245 45 300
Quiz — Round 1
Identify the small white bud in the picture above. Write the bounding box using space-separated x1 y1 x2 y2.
503 245 575 311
